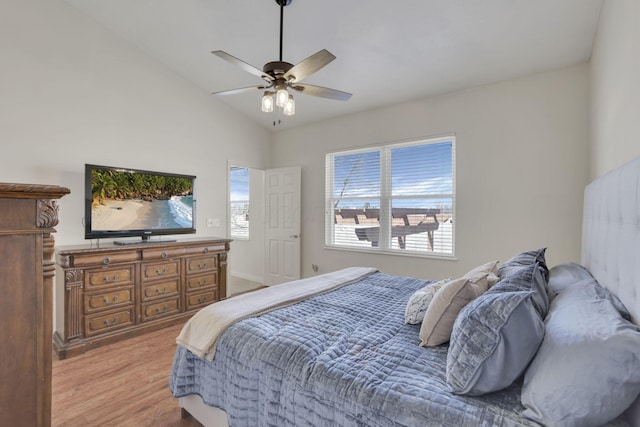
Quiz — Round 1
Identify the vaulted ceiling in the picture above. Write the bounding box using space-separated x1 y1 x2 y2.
63 0 603 131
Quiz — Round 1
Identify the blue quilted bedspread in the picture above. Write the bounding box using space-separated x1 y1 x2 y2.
169 272 627 427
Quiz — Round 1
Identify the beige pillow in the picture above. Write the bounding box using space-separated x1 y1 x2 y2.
463 260 499 289
419 277 486 346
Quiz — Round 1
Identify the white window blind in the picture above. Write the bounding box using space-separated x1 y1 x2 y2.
229 166 249 239
325 136 455 256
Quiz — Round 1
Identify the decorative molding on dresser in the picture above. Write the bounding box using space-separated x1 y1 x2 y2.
0 182 69 427
54 237 231 359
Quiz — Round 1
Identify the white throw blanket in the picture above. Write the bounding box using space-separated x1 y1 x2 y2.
176 267 378 361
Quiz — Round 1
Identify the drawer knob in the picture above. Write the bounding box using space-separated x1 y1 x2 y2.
103 257 111 265
155 286 168 294
103 317 120 327
155 305 168 314
161 251 168 259
103 274 119 283
155 267 167 275
203 248 209 254
103 295 119 304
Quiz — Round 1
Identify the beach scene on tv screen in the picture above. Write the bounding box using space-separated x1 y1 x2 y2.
91 169 193 231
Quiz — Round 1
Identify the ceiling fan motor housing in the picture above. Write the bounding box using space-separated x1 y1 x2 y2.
263 61 294 77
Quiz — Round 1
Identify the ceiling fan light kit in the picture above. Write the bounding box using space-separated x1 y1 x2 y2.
211 0 351 121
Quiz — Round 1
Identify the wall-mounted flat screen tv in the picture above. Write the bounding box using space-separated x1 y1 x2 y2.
85 164 196 243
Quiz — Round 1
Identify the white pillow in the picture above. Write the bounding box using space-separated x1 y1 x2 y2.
404 279 450 325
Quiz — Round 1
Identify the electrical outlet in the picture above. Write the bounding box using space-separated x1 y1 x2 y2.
206 218 221 227
311 264 319 273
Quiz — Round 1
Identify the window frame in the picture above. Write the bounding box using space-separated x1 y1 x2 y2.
325 135 456 259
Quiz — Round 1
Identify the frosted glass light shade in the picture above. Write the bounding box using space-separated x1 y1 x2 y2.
276 87 289 108
261 91 274 112
283 94 295 116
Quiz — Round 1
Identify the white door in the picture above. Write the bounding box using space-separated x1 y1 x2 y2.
265 166 301 285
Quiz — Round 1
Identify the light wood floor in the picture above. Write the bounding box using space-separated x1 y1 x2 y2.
52 281 265 426
52 324 202 427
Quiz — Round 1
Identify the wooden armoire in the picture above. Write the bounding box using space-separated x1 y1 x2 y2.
0 183 69 427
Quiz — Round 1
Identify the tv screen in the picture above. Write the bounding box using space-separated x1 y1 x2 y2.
85 164 196 242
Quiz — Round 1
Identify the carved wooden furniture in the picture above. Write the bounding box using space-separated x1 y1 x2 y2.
0 182 69 427
54 238 231 359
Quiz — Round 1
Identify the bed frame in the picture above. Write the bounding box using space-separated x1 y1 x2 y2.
181 156 640 426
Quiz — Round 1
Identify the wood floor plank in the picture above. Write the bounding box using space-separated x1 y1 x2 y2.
52 324 202 427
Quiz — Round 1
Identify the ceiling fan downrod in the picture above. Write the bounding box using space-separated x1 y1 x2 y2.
275 0 292 62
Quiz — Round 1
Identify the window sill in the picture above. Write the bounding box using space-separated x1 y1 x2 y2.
324 244 458 261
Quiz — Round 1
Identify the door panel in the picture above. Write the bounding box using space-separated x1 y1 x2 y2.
265 167 301 285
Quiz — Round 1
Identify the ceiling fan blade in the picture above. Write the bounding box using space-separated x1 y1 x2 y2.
212 85 269 96
284 49 336 82
211 50 274 81
290 84 352 101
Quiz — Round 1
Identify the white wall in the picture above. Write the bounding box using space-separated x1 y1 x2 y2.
0 0 271 248
272 64 590 280
590 0 640 179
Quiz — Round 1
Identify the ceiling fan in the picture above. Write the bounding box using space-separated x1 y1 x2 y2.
210 0 351 117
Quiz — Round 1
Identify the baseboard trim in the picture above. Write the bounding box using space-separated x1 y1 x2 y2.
229 271 263 284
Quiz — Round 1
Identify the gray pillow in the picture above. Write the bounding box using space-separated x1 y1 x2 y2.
446 290 544 395
521 269 640 427
446 263 549 396
498 248 548 280
547 262 632 320
492 262 549 319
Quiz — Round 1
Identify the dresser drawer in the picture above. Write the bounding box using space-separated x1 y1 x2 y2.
72 251 139 268
141 247 185 261
141 279 179 301
141 260 179 282
186 273 218 291
186 289 218 311
186 255 217 275
85 308 134 336
85 265 135 291
183 244 226 256
84 287 134 313
140 297 180 322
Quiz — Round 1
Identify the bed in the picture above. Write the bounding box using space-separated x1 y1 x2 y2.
170 156 640 427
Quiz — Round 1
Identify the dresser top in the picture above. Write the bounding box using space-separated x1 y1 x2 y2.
57 236 232 255
0 182 70 199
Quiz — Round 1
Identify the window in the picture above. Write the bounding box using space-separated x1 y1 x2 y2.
325 136 455 257
229 166 250 239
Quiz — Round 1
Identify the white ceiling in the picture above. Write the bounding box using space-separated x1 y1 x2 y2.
63 0 603 131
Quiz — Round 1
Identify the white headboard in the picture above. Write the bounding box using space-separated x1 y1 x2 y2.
582 156 640 426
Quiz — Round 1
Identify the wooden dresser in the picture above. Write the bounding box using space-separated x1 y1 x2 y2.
0 183 69 427
54 237 231 359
